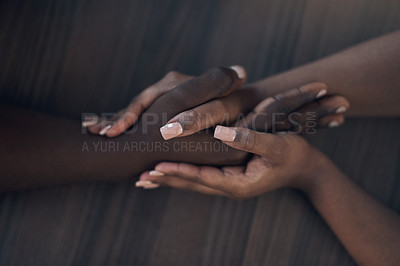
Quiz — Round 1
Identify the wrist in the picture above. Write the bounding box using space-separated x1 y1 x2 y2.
290 146 335 194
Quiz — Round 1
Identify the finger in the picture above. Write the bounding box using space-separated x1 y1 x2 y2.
290 114 344 135
318 114 345 128
275 95 350 132
160 87 259 139
153 162 225 188
88 121 110 135
240 82 328 131
213 125 286 158
156 66 247 140
82 114 99 127
138 171 230 197
106 72 193 137
86 111 123 135
152 162 246 193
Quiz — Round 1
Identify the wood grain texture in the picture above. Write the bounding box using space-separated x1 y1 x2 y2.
0 0 400 265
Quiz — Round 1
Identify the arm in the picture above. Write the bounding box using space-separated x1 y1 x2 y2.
251 30 400 116
144 130 400 265
139 90 400 264
0 67 248 191
0 104 150 190
95 31 399 142
302 156 400 266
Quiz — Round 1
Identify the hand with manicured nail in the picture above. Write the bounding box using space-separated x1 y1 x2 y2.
81 66 254 172
136 84 350 189
157 82 350 139
138 126 320 197
84 66 348 140
136 105 400 266
137 81 350 193
234 82 349 133
83 65 247 137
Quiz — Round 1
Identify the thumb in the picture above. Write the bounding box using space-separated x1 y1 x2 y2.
213 125 286 157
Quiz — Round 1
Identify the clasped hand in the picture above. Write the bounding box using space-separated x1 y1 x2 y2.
83 66 349 199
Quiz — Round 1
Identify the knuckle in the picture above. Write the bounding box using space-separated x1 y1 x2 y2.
282 86 303 97
165 70 180 79
163 70 185 85
193 167 204 183
123 113 135 126
207 67 235 96
172 163 182 176
181 109 202 132
240 130 257 151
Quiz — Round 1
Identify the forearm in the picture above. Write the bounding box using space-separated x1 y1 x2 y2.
0 105 155 191
251 30 400 116
300 155 400 265
0 104 244 191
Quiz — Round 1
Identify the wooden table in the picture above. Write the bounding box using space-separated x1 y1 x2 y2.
0 0 399 265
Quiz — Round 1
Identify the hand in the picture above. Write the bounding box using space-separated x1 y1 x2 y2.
234 82 349 133
84 66 348 139
105 66 252 170
137 126 325 198
83 66 247 138
83 65 349 178
136 85 350 191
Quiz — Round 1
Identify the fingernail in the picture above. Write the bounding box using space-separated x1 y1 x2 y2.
160 122 183 140
214 125 237 142
316 89 327 99
149 170 165 176
329 121 340 128
229 65 246 79
336 106 347 113
99 125 112 135
135 180 160 189
82 121 98 127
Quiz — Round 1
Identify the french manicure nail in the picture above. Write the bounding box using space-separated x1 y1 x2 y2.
149 170 165 176
135 180 160 189
82 120 98 127
160 122 183 140
229 65 246 79
316 89 327 99
336 106 347 113
214 125 237 142
329 121 340 128
99 125 112 135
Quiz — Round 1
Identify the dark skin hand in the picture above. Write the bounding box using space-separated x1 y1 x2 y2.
0 67 344 191
0 67 246 191
135 31 400 265
88 67 348 139
141 127 400 266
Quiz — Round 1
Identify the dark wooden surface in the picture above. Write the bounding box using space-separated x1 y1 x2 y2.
1 0 400 265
